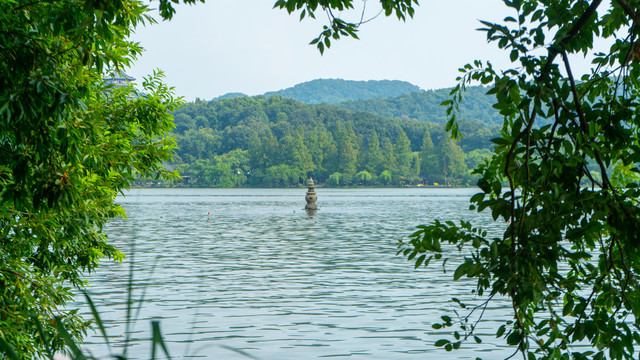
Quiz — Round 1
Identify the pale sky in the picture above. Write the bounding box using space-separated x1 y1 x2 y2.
127 0 595 101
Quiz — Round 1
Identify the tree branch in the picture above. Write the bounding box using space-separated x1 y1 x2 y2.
561 51 588 133
613 0 640 26
538 0 603 84
10 0 55 12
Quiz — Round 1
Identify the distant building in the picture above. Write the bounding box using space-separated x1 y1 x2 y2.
104 71 135 88
104 71 138 99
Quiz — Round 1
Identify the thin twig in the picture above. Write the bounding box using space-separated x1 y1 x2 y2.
538 0 603 84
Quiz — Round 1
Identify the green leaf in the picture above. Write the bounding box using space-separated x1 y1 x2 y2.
54 317 87 360
434 339 450 347
453 263 467 280
83 291 112 350
0 337 21 360
414 254 426 268
510 49 519 62
563 296 574 316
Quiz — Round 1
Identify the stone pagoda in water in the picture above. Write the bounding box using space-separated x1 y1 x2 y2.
304 178 318 210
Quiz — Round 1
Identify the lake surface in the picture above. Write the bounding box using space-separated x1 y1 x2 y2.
79 188 513 359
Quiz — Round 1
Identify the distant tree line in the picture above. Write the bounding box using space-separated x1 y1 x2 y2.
335 85 504 125
168 95 499 187
263 78 422 104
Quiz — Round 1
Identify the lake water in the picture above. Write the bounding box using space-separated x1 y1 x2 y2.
79 188 513 359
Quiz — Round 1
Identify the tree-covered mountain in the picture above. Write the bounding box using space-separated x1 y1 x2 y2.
169 94 499 188
263 79 422 104
212 92 247 101
335 85 504 125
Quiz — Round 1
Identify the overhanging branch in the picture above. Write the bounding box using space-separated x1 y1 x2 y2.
613 0 640 26
538 0 604 84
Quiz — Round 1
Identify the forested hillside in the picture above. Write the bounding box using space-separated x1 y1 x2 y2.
336 85 503 125
170 95 499 187
263 79 422 104
212 92 247 101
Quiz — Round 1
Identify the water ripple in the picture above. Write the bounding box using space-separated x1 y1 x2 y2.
77 188 512 359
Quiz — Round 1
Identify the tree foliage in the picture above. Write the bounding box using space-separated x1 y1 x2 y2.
274 0 418 54
337 85 505 126
263 79 421 104
400 0 640 358
0 0 181 357
172 95 494 187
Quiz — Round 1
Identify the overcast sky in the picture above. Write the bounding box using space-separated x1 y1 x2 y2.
128 0 588 101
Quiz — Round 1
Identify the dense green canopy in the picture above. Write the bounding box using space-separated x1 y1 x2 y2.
263 79 422 104
399 0 640 358
0 0 181 357
171 95 498 187
4 0 640 359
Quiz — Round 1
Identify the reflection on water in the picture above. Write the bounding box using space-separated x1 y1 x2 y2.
79 188 511 359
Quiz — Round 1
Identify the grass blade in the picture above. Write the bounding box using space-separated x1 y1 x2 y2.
32 315 55 359
133 256 160 324
54 317 87 360
123 242 136 359
0 337 21 360
219 345 262 360
151 320 171 360
82 290 112 353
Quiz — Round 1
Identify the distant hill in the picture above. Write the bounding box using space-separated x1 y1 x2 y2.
171 93 501 187
212 92 248 101
335 86 504 126
263 79 422 104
